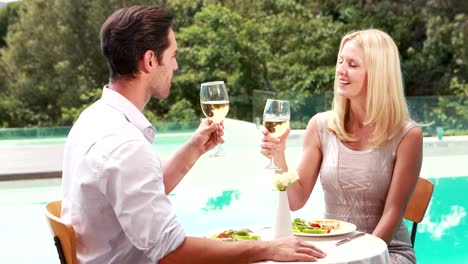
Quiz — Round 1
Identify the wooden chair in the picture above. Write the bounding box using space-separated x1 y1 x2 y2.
403 177 434 247
44 200 78 264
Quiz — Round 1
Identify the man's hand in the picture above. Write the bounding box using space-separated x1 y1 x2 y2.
190 119 225 155
265 236 326 262
163 119 224 194
160 236 326 264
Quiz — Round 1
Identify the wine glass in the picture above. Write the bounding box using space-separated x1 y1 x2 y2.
263 99 290 170
200 81 230 157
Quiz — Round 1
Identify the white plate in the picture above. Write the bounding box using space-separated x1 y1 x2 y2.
293 219 357 237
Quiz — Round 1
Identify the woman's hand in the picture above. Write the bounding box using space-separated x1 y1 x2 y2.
260 127 290 172
260 127 290 159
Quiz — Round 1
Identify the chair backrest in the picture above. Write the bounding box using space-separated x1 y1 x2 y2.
44 200 78 264
403 177 434 246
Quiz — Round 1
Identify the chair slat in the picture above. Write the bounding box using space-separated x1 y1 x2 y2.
44 200 78 264
404 177 434 246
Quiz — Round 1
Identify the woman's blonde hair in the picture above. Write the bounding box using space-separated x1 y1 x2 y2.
328 29 411 147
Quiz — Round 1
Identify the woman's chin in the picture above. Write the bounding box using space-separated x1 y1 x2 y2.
336 88 348 97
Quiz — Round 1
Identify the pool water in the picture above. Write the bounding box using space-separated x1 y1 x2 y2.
172 176 468 264
0 120 466 264
0 176 466 264
408 176 468 263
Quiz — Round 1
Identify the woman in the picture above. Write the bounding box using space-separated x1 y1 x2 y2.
261 29 422 263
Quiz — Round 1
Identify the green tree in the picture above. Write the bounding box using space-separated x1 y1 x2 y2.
1 0 66 126
174 2 342 124
0 0 465 132
0 1 19 48
174 4 268 121
429 77 468 134
61 87 103 123
0 0 166 126
162 99 199 130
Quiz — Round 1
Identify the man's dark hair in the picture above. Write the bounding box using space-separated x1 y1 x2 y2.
100 5 173 81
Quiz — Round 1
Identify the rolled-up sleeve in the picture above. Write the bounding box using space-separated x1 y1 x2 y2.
98 139 185 262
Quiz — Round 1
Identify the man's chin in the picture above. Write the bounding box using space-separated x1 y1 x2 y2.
162 91 170 99
154 90 171 100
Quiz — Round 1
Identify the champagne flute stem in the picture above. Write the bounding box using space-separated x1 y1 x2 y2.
210 126 224 157
265 156 277 170
216 130 223 152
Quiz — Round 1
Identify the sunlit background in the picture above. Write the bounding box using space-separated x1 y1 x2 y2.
0 0 466 263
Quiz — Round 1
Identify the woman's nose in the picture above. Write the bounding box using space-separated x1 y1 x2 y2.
336 63 346 75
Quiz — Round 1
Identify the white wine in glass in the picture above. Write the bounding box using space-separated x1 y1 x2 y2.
200 81 229 157
263 99 290 170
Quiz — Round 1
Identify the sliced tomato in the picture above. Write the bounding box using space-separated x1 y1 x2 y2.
218 232 231 238
309 223 321 228
321 226 332 233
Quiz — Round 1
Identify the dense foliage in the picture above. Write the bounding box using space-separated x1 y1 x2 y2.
0 0 466 134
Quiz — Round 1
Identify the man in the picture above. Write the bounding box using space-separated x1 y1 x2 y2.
61 5 325 263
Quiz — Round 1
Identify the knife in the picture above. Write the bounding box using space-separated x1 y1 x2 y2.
335 232 365 246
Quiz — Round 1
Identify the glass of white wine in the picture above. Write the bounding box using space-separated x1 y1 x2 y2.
200 81 230 157
263 99 290 170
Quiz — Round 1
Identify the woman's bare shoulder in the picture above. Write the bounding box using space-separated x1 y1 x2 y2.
307 111 332 129
402 125 423 144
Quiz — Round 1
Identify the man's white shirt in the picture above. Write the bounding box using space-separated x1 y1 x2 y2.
61 87 185 263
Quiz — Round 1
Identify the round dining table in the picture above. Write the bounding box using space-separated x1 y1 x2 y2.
256 228 391 264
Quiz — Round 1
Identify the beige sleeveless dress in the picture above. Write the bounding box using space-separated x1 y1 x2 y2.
316 112 417 264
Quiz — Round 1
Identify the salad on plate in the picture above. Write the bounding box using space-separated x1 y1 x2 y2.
211 229 261 241
292 218 341 234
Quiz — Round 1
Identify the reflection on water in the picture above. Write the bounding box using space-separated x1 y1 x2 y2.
421 205 466 240
182 177 468 264
412 176 468 263
202 190 240 212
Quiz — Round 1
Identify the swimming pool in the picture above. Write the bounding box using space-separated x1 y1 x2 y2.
0 120 466 263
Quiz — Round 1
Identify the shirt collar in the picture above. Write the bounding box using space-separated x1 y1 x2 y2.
100 85 156 143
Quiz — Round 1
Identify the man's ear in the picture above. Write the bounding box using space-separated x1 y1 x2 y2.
142 50 156 72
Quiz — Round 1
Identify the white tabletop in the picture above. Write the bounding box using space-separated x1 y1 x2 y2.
257 229 391 264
